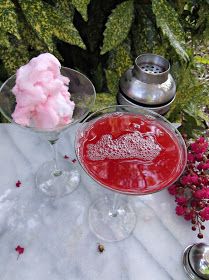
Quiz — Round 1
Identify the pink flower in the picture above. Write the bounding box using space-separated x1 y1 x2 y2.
181 174 199 185
195 153 203 161
187 153 195 163
176 205 185 216
175 196 187 205
204 189 209 199
184 211 193 221
197 137 206 144
202 163 209 170
200 207 209 220
194 189 206 199
168 184 177 195
190 141 208 154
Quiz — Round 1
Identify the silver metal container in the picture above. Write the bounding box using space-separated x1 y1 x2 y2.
183 243 209 279
118 53 176 115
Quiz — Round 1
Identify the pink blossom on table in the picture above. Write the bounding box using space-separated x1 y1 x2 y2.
187 152 195 163
168 184 178 195
200 207 209 220
197 136 206 144
184 211 194 221
181 174 199 185
195 153 204 161
194 189 207 199
168 134 209 238
176 205 185 216
190 140 208 154
12 53 75 129
175 196 187 205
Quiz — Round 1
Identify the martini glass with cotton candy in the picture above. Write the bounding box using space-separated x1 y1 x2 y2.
0 53 96 197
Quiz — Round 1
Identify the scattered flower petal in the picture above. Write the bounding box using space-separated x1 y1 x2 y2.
15 245 24 259
16 180 21 188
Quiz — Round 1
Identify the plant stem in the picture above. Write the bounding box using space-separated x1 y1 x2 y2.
49 139 62 177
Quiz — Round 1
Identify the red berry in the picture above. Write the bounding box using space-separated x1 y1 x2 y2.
192 226 196 231
201 225 206 230
198 233 204 239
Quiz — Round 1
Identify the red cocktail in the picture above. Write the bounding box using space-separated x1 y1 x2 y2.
78 112 186 195
76 106 187 241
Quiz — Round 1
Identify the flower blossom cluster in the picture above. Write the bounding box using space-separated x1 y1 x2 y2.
168 136 209 238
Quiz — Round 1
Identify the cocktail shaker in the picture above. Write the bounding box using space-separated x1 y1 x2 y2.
117 53 176 115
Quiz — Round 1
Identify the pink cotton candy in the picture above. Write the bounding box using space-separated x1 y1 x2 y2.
12 53 74 129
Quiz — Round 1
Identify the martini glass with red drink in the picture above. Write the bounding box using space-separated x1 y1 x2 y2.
76 105 187 242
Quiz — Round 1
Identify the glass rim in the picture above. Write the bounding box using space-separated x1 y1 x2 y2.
76 104 188 196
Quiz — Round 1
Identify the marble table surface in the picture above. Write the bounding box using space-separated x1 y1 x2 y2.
0 123 208 280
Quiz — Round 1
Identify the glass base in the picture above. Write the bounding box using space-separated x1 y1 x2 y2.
89 196 136 242
36 159 80 197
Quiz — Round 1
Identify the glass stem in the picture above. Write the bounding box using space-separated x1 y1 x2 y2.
109 193 120 217
49 139 62 177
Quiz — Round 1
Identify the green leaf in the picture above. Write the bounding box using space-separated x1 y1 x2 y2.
0 30 10 48
71 0 90 21
92 92 116 112
194 55 209 65
132 3 160 55
106 43 132 94
180 110 205 138
167 66 209 126
0 44 30 75
108 44 132 77
0 0 20 39
19 0 85 51
101 0 134 55
55 0 74 21
105 69 119 94
152 0 189 62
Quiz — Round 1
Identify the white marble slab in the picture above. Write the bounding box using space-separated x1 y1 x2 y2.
0 124 208 280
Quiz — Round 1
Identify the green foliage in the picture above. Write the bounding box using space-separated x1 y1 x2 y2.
71 0 90 21
19 0 85 51
92 92 116 112
0 0 20 40
106 43 132 94
152 0 189 62
101 1 134 55
0 0 208 134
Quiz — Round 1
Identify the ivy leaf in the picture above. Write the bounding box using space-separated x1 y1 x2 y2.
152 0 189 62
0 0 20 40
71 0 90 21
101 1 134 55
19 0 85 51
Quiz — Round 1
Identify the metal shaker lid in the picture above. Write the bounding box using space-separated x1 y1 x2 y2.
133 53 170 84
119 53 176 106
